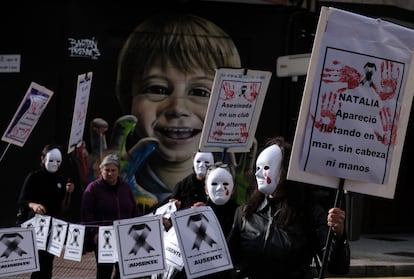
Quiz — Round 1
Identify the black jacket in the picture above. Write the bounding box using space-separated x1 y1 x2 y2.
16 168 69 224
227 197 350 279
171 173 207 210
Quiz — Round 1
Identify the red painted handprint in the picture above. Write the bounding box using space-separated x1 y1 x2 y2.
311 91 341 132
211 121 225 140
239 124 248 142
221 81 235 101
374 107 398 145
322 60 362 93
244 82 258 103
370 60 400 101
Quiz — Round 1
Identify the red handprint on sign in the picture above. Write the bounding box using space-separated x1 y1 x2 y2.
221 81 235 101
246 83 258 103
322 60 362 93
374 107 398 145
311 91 342 132
239 124 248 142
370 60 400 101
211 121 225 140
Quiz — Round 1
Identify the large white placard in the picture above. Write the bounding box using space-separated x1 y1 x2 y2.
288 7 414 198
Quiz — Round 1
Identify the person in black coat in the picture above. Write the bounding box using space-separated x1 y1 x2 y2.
16 144 75 279
171 163 238 279
227 136 350 279
200 163 238 237
170 151 214 211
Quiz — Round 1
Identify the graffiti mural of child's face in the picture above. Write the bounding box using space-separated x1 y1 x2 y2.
131 60 213 162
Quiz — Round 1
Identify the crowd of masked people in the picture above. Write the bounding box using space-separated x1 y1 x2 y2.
16 136 350 279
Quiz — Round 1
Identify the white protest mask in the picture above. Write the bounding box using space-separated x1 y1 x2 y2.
193 152 214 178
255 144 282 195
44 148 62 173
206 167 234 205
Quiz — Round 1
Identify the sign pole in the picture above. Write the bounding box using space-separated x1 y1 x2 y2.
0 143 11 163
318 177 345 279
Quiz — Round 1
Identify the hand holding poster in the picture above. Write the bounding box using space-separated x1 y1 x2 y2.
288 7 414 198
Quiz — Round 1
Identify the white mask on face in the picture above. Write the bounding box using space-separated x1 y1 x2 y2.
44 148 62 173
255 144 282 195
193 152 214 178
206 167 234 205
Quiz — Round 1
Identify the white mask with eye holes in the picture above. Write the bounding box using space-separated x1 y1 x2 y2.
255 144 282 195
44 148 62 173
193 152 214 178
206 167 234 205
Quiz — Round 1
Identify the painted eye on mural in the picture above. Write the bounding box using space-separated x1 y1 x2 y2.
145 85 171 96
189 87 211 98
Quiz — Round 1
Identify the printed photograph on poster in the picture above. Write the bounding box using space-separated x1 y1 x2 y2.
1 82 53 147
288 7 414 199
199 68 271 153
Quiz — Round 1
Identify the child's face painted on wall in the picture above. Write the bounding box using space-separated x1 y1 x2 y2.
131 61 213 162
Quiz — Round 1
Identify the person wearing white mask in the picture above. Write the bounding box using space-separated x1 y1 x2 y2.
205 166 234 205
227 136 350 279
203 164 238 237
172 163 238 279
16 144 75 279
170 151 214 211
162 151 214 234
255 144 282 196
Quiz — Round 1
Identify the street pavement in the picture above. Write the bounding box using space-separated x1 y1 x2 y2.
344 233 414 277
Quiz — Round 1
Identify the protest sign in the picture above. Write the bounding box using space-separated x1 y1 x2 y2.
288 7 414 198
